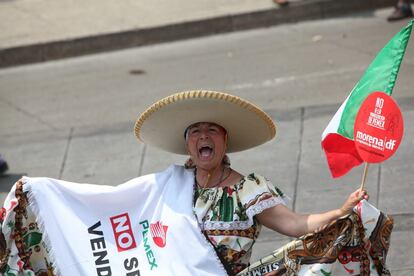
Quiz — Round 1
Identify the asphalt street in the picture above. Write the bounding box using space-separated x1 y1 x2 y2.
0 8 413 274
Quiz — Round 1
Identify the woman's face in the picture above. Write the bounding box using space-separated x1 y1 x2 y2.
185 122 227 171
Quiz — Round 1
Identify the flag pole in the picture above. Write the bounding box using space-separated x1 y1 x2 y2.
360 162 369 191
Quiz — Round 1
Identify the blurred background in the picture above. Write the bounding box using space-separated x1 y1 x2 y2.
0 0 413 274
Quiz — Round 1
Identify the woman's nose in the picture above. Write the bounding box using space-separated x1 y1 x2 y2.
199 130 209 139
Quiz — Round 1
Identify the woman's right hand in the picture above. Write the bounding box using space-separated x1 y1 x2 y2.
339 189 369 216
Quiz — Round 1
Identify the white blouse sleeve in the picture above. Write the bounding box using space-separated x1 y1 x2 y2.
239 173 287 221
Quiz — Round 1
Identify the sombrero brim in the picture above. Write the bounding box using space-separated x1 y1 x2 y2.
134 90 276 154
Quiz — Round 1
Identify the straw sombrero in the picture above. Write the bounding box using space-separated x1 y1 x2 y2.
134 90 276 154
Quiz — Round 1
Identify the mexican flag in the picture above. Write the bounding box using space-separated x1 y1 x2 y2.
322 20 413 178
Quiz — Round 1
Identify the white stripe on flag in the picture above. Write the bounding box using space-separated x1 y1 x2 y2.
322 92 351 140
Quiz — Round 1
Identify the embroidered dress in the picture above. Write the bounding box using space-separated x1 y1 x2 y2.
193 173 287 274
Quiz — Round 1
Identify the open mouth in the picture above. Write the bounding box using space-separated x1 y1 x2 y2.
198 145 214 159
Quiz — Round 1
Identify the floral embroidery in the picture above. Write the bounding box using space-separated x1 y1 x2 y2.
193 173 287 274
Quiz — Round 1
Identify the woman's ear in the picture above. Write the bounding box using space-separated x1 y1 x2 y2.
185 141 190 155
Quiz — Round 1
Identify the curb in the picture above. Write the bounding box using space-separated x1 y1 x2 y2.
0 0 395 68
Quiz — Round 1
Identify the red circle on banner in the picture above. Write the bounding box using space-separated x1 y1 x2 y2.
354 91 404 163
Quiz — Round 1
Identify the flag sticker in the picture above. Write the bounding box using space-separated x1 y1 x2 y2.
354 92 403 163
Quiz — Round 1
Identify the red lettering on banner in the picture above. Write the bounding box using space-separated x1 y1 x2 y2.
110 213 137 252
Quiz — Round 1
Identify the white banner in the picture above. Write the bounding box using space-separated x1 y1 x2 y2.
1 165 227 276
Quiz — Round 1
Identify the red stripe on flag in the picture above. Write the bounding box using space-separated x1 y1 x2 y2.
322 133 363 178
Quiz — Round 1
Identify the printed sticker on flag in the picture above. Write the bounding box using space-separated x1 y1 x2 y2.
354 92 403 163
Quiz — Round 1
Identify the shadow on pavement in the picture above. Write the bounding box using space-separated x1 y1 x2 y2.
0 174 25 192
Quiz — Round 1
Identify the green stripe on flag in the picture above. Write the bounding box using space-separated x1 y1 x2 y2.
338 20 413 139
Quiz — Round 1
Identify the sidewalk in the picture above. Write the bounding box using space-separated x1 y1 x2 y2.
0 0 396 68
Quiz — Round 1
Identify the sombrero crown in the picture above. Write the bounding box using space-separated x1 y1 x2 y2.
135 90 276 154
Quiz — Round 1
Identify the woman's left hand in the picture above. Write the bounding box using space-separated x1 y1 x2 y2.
340 189 369 215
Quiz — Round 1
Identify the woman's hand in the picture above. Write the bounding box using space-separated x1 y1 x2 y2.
339 189 369 216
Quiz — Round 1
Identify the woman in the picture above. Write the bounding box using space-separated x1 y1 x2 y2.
134 90 368 275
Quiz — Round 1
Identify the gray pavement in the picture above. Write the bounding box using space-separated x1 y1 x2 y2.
1 4 414 275
0 0 396 68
